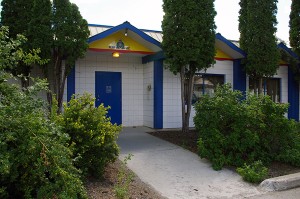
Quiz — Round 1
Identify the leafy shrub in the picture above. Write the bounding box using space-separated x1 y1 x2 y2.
194 84 298 170
114 154 134 199
0 79 87 198
276 122 300 167
56 93 121 178
237 161 268 183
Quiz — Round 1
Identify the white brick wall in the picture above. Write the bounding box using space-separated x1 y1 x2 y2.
275 65 288 104
75 53 144 127
245 65 288 104
143 62 154 128
163 60 234 128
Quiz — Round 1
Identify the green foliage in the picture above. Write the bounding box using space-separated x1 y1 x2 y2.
237 161 268 183
289 0 300 56
0 26 45 72
239 0 280 87
56 93 121 178
0 27 87 198
276 122 300 167
114 154 134 199
27 0 52 63
0 79 87 198
162 0 216 74
194 84 298 170
162 0 217 133
1 0 90 111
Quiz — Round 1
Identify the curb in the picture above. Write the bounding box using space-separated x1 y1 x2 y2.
259 172 300 191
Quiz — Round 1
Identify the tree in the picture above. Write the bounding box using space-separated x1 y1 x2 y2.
1 0 90 112
1 0 34 87
289 0 300 56
162 0 216 133
238 0 280 94
51 0 90 112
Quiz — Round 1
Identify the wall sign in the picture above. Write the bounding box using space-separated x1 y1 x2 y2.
109 39 130 50
106 86 112 93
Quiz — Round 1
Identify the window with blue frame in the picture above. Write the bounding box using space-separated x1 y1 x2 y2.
249 78 281 103
192 74 225 103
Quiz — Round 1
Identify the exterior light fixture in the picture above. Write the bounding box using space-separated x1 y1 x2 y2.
125 28 128 36
112 52 120 58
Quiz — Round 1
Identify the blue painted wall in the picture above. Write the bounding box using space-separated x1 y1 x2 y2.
233 59 246 93
67 67 75 102
154 60 163 129
288 67 299 121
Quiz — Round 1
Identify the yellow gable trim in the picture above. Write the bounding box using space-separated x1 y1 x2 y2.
89 31 153 52
215 49 231 59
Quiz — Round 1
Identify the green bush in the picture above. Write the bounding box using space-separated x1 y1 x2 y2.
276 122 300 167
56 93 121 178
193 84 298 170
0 79 87 198
237 161 268 183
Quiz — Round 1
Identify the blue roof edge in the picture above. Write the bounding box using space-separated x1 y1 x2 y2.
88 21 162 48
278 42 299 60
216 33 246 58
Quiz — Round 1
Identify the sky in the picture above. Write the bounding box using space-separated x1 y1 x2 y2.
0 0 292 44
69 0 292 44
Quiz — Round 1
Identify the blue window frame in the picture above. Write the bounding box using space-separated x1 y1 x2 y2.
249 78 281 103
192 74 225 103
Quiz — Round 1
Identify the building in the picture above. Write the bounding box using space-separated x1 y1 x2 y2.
65 21 299 129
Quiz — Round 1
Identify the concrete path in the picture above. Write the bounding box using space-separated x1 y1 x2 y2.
117 127 263 199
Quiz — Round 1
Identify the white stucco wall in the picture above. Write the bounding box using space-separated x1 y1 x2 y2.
163 60 234 129
75 52 145 127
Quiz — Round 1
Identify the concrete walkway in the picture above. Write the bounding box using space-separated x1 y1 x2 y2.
117 127 263 199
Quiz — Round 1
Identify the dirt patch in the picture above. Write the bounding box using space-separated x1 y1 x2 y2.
148 129 300 178
85 160 164 199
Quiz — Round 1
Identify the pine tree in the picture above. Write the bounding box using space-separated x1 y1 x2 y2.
162 0 216 133
238 0 280 94
289 0 300 56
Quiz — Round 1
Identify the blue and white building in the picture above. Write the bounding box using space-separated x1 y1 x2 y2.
62 21 299 128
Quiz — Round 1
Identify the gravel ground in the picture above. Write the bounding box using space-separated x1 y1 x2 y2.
85 160 165 199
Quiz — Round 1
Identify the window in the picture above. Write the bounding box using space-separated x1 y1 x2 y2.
249 78 281 103
192 74 225 103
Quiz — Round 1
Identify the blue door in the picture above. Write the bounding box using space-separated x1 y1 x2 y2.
95 71 122 125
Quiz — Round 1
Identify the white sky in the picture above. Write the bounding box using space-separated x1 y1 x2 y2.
69 0 291 44
0 0 291 44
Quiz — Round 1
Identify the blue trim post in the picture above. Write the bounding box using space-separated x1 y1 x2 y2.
67 67 75 102
288 67 299 121
233 59 246 94
154 60 163 129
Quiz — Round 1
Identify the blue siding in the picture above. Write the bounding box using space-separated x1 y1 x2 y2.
154 60 163 129
233 59 246 93
67 67 75 102
288 67 299 121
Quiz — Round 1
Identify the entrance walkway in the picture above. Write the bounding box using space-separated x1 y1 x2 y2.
117 127 263 199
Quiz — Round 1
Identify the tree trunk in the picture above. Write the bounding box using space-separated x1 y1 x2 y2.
180 67 187 133
258 77 263 95
57 69 67 113
180 66 195 134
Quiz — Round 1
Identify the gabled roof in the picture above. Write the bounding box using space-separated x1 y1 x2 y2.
215 33 246 59
87 22 246 61
88 21 162 53
277 42 299 60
